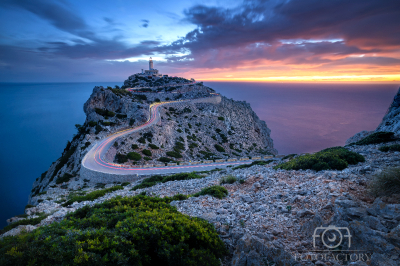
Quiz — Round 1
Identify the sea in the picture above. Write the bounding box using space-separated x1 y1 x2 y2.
0 82 398 228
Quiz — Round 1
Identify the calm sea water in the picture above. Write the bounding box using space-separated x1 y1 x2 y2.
0 82 398 228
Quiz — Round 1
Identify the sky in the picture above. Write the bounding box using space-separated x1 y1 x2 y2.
0 0 399 83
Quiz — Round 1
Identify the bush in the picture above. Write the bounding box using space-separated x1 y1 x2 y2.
369 167 400 197
282 154 297 160
138 137 146 144
142 149 152 156
129 118 135 126
158 157 173 163
132 144 139 149
148 143 159 149
127 152 142 161
50 145 77 182
132 172 202 190
55 173 74 184
275 147 365 171
88 121 97 127
24 204 35 209
121 182 130 187
95 124 103 134
214 144 225 152
351 131 396 146
379 144 400 152
220 175 237 184
218 117 224 121
95 108 115 117
232 160 272 170
154 98 161 102
0 213 48 234
193 186 228 199
115 153 128 163
144 157 151 161
116 114 127 119
61 185 123 207
166 151 182 158
0 196 226 266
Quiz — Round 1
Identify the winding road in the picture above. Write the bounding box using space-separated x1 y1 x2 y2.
81 95 254 177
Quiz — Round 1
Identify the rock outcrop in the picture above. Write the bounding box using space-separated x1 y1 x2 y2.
346 87 400 144
27 79 276 205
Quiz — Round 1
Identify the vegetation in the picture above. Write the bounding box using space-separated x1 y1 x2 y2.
95 124 103 134
56 173 74 184
116 114 127 119
369 167 400 197
142 149 152 157
282 154 297 160
0 213 48 235
0 195 227 266
214 144 225 152
218 117 224 121
275 147 365 171
350 131 396 146
127 152 142 161
220 175 237 184
61 185 123 207
166 151 182 158
88 121 97 127
131 144 139 149
193 186 228 199
148 143 159 149
129 118 135 126
158 157 173 163
95 108 115 117
232 160 272 170
115 153 128 163
379 144 400 152
132 172 202 190
134 94 147 101
50 145 77 182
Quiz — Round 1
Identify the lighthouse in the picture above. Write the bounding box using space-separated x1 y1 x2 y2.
149 57 154 70
139 57 162 77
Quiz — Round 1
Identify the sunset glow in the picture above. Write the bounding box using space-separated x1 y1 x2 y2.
0 0 399 83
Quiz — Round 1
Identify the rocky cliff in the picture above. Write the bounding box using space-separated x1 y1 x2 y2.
27 79 276 204
346 87 400 144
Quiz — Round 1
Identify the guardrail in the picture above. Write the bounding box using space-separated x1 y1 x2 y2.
251 156 261 160
227 158 237 162
215 159 225 163
240 157 250 161
264 155 273 159
203 160 213 164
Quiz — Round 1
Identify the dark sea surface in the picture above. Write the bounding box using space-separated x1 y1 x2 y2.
0 81 398 228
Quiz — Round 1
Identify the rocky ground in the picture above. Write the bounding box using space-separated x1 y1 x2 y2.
3 141 400 266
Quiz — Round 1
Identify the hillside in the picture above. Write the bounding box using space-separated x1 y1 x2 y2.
26 77 276 205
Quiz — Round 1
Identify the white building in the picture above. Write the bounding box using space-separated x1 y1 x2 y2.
140 57 162 77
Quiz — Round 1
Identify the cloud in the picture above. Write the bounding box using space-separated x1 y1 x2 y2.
141 19 149 28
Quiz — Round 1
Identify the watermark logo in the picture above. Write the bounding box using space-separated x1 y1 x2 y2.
313 225 352 249
291 225 371 263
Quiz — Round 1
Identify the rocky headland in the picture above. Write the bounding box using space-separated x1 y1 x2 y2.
1 80 400 266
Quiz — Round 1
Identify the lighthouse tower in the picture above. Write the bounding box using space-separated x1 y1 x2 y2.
139 57 161 77
149 57 154 70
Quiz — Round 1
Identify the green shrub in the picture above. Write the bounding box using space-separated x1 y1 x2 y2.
138 137 146 144
0 196 227 266
50 145 77 182
232 160 272 170
132 144 139 149
193 186 228 199
0 213 48 234
56 173 74 184
166 151 182 158
116 113 127 119
214 144 225 152
24 204 35 209
369 167 400 197
189 143 198 149
95 108 115 117
127 152 142 161
220 175 237 184
144 157 151 161
379 144 400 152
132 172 202 190
275 147 365 171
115 153 128 163
177 128 183 133
218 117 224 121
39 171 47 182
121 182 130 187
158 157 173 163
61 185 123 207
351 131 396 146
148 143 159 149
129 118 135 126
282 154 297 160
142 149 152 156
95 124 103 134
88 121 97 127
154 98 161 102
